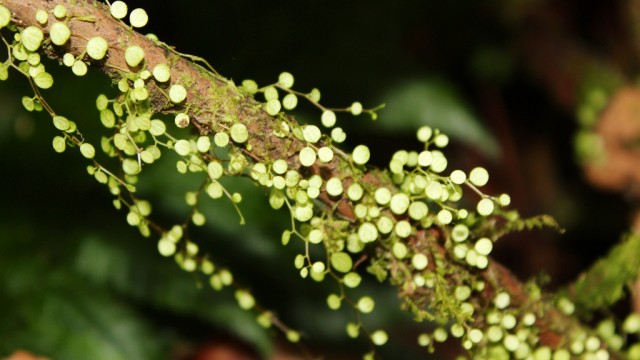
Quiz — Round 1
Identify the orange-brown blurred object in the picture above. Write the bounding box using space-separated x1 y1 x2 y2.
585 87 640 197
4 350 49 360
190 340 305 360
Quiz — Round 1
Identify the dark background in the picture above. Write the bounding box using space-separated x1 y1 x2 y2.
0 0 633 359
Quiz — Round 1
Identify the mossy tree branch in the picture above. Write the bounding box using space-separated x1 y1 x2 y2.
2 0 630 358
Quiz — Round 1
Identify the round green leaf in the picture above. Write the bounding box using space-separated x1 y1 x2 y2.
321 110 336 128
52 136 66 153
214 132 229 147
309 88 321 102
408 201 428 220
434 133 449 147
451 224 469 242
411 253 428 270
343 272 362 288
169 84 187 103
394 220 412 238
71 61 88 76
346 323 359 338
331 127 346 143
21 96 34 111
357 296 375 313
241 79 258 94
53 4 67 19
86 37 109 60
134 115 151 131
624 314 640 333
174 113 189 128
389 193 410 215
286 330 300 343
129 8 148 28
35 10 49 25
174 139 191 156
437 209 453 224
350 101 363 116
477 198 495 216
494 292 510 309
80 143 96 159
152 63 171 82
149 119 166 136
425 181 443 200
311 261 325 274
371 330 388 346
206 182 224 199
0 63 8 81
374 188 391 205
330 252 353 273
265 98 281 115
52 115 70 131
235 290 255 310
376 217 393 235
269 190 285 210
157 238 176 257
469 167 489 187
303 125 321 143
358 222 378 243
392 242 407 259
347 182 363 201
0 5 11 29
96 94 109 110
299 147 316 167
62 53 75 67
140 150 154 164
197 136 211 153
417 126 433 142
327 294 341 310
124 45 145 67
282 93 298 110
110 1 128 19
264 86 278 100
278 71 294 88
475 237 493 255
21 26 44 52
230 123 249 143
352 145 370 165
326 177 343 197
272 159 288 174
450 169 467 184
498 193 511 206
122 158 140 175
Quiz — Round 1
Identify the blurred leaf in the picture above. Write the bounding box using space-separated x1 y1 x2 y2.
571 232 640 311
0 224 170 359
22 287 170 360
377 78 500 159
73 234 274 355
0 210 275 358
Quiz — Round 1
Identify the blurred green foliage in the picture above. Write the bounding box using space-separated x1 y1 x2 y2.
377 78 500 159
572 233 640 312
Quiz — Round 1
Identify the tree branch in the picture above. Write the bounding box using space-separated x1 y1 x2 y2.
3 0 622 357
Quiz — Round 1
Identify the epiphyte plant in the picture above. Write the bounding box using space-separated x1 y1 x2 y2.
1 1 640 359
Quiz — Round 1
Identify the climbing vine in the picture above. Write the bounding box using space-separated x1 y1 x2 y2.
2 1 640 359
